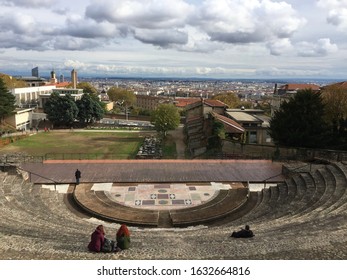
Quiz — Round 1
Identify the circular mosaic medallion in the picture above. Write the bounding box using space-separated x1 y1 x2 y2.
204 193 210 196
158 189 167 193
159 200 168 205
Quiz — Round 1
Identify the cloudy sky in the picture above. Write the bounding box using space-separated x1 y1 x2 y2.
0 0 347 79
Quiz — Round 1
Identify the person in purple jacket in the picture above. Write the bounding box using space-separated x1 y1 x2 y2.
88 225 105 252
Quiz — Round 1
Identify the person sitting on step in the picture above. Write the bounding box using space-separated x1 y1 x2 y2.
116 224 131 250
88 224 116 253
230 225 254 238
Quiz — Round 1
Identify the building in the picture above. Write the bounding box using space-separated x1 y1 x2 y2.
4 108 35 131
39 88 83 108
277 83 320 95
71 69 78 89
225 109 272 144
16 76 47 87
135 95 173 111
10 85 56 107
50 70 57 84
31 67 39 78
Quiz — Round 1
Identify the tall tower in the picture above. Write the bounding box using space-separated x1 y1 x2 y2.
71 69 78 89
50 69 57 84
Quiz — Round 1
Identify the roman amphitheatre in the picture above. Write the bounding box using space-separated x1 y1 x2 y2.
1 128 347 260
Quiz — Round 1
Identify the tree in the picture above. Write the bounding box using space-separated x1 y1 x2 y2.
321 85 347 148
44 92 78 127
0 73 27 89
212 92 240 108
269 89 329 148
151 104 180 137
107 87 136 118
107 87 136 106
77 82 98 95
0 77 16 123
76 94 104 124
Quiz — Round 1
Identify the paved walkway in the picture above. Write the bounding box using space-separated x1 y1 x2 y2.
168 125 185 158
20 159 285 184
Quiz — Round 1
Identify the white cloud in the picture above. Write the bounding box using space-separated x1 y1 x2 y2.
86 0 194 29
318 0 347 30
61 15 121 39
297 38 338 57
267 38 294 56
194 0 306 44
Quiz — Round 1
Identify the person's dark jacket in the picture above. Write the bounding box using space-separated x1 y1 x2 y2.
231 229 254 238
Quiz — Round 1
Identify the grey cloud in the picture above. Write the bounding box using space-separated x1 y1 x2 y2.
133 29 188 47
1 0 55 7
209 31 265 44
0 32 49 51
53 37 101 51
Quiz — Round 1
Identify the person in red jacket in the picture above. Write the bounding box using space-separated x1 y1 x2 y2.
116 224 131 250
88 225 105 252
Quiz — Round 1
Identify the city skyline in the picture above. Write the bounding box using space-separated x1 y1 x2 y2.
1 0 347 79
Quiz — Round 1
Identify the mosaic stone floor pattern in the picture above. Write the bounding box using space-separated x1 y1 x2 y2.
91 182 244 210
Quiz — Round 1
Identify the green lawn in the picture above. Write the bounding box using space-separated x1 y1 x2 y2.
0 131 151 159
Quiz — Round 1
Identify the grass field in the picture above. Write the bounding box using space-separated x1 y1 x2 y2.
0 131 154 159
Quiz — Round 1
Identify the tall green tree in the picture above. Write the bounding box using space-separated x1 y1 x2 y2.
76 94 104 124
151 104 180 137
269 89 329 148
0 77 16 123
44 92 78 127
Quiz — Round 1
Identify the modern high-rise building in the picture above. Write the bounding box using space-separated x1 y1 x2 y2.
71 69 78 89
31 67 39 77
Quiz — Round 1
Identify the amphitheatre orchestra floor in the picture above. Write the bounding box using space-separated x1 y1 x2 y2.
21 159 284 211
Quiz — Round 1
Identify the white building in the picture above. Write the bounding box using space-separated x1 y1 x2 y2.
4 108 35 131
11 85 56 108
39 88 83 108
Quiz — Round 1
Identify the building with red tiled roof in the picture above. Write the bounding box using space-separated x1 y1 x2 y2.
277 83 320 95
174 98 200 108
321 81 347 90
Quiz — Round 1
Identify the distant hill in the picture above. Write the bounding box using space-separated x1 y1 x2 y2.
0 73 27 89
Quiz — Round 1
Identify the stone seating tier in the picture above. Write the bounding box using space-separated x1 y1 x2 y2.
0 162 347 259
